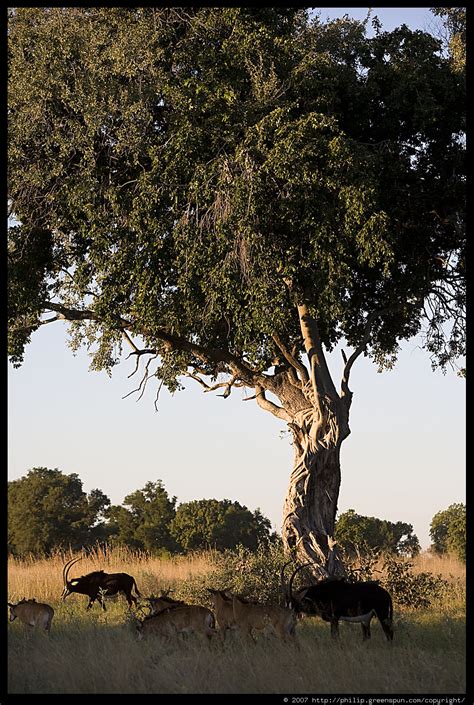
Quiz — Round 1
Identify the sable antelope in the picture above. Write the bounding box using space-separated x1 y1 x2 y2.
231 592 297 642
8 598 54 633
281 561 393 641
61 557 141 610
136 604 216 640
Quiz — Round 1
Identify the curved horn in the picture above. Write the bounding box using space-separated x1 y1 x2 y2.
288 562 313 607
62 556 82 585
280 560 294 605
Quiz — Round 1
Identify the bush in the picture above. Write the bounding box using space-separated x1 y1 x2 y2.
172 542 287 608
381 554 448 609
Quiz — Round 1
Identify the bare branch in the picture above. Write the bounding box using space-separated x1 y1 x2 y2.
185 372 211 390
122 354 159 401
185 372 244 399
154 380 164 411
43 301 102 322
340 309 390 405
122 329 155 356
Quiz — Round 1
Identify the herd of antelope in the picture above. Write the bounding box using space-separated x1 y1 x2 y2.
8 557 394 643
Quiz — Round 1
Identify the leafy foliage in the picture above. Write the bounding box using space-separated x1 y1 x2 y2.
8 468 110 556
8 8 465 387
106 480 178 554
429 503 466 562
335 546 449 609
170 498 274 552
431 7 466 73
335 508 421 557
176 541 287 608
381 554 448 609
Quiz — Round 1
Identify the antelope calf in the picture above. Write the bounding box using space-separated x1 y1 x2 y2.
8 598 54 633
231 593 297 642
146 593 185 616
207 588 237 639
136 604 216 640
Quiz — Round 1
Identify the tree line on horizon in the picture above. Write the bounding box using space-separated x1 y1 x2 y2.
7 467 465 562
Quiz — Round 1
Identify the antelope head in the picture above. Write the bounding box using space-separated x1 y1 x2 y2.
61 556 83 599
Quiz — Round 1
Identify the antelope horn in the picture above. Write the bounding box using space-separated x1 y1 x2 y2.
280 560 294 604
62 556 82 584
288 561 314 606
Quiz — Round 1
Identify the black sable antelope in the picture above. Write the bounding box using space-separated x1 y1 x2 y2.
281 562 393 641
61 557 141 610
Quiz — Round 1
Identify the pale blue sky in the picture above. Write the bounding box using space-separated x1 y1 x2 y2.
8 8 465 550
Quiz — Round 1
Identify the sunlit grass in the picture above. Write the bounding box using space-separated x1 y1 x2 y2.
8 548 465 694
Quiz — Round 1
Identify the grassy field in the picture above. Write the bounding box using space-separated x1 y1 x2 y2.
7 548 465 694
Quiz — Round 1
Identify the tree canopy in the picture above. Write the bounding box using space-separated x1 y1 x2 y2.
170 498 273 551
106 480 178 553
429 502 465 562
430 7 466 73
8 467 110 556
8 8 465 382
335 508 420 557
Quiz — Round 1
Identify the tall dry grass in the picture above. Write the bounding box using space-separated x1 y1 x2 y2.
411 551 466 580
7 548 465 694
8 546 214 603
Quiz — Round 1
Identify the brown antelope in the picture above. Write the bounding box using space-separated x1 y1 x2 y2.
8 598 54 633
146 592 185 616
207 588 237 638
136 604 216 640
231 593 297 642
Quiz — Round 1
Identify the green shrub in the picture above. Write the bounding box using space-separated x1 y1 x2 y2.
172 542 287 607
381 554 448 609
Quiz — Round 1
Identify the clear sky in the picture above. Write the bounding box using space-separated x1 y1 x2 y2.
8 7 465 551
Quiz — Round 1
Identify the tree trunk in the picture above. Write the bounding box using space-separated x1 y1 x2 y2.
282 399 348 577
272 302 381 574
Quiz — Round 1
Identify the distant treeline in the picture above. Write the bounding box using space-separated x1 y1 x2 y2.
7 468 465 561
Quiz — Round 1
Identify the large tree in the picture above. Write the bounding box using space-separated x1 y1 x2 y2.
335 509 420 558
8 9 465 574
429 503 466 562
170 498 273 552
8 468 110 556
106 480 178 553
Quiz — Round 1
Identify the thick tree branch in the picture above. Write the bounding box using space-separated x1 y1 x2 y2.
296 302 338 402
42 300 270 391
272 332 308 384
253 384 292 422
10 315 61 333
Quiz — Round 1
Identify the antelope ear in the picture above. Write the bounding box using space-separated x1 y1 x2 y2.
7 603 14 607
